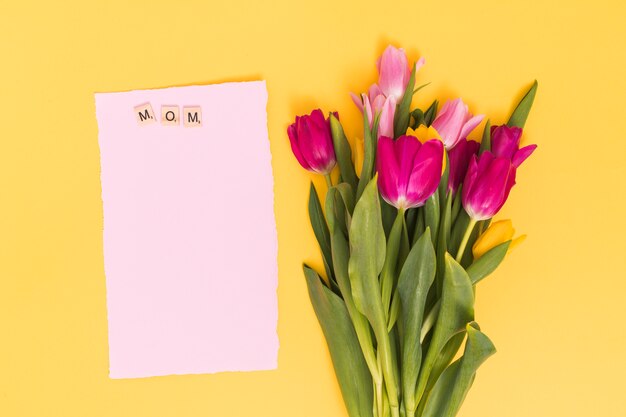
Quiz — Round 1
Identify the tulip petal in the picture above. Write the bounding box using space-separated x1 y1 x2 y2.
350 92 364 112
394 135 421 197
377 136 401 205
508 234 526 254
472 219 515 258
405 139 443 208
297 112 336 174
368 84 383 101
512 144 537 168
448 138 479 193
491 125 523 159
462 155 479 206
495 165 517 214
378 96 396 139
362 94 374 129
287 122 311 171
466 157 513 220
378 45 410 101
414 56 426 73
432 98 465 148
459 114 485 142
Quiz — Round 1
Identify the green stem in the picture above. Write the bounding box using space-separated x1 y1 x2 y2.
324 173 333 188
455 218 477 262
380 208 405 318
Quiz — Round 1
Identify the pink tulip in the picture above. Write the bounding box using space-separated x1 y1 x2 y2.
377 135 443 210
432 98 484 149
350 46 425 139
448 138 480 194
461 152 516 221
491 125 537 168
376 46 425 101
351 91 396 139
287 109 336 175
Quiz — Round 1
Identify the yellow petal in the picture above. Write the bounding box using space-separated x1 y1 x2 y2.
354 136 364 177
507 234 526 254
407 126 446 173
472 219 515 259
407 125 442 143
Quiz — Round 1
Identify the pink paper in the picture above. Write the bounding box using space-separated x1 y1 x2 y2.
95 81 278 379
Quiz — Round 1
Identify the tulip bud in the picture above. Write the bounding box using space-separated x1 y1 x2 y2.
432 98 484 149
376 45 412 102
287 109 337 175
472 219 526 258
377 135 443 209
448 138 480 194
462 152 516 221
490 125 537 168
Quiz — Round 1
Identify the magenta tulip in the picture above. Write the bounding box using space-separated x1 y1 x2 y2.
461 152 516 221
448 138 480 194
491 125 537 168
432 98 484 149
377 135 444 210
287 109 336 174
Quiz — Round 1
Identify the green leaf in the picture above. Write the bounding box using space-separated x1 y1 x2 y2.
421 323 496 417
412 208 425 246
331 228 380 380
335 182 355 215
356 111 378 200
380 211 404 317
507 80 538 129
303 266 374 417
478 119 491 155
308 182 335 284
394 64 417 137
411 109 424 129
348 176 386 335
414 254 475 406
423 100 439 127
413 81 431 95
435 193 452 297
397 229 436 417
348 177 400 410
466 240 511 285
424 193 440 247
330 114 358 192
437 153 449 209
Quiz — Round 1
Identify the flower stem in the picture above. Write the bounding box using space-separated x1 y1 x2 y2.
324 173 333 188
456 218 477 263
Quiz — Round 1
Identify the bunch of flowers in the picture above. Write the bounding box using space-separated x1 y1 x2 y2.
287 45 537 417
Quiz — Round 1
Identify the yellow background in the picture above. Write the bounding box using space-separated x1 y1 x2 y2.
1 0 625 416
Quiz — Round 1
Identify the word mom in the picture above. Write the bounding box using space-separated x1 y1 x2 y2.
134 103 202 127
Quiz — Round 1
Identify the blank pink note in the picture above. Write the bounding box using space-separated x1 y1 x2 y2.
95 81 278 379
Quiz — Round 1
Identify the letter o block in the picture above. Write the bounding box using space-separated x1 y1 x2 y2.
183 106 202 128
161 105 180 126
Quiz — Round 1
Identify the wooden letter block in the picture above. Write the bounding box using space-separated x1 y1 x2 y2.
161 105 179 126
183 106 202 127
134 103 156 125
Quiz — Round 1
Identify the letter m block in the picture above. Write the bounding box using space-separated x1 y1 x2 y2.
183 106 202 127
134 103 156 125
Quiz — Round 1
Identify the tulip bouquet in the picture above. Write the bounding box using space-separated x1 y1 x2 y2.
287 46 537 417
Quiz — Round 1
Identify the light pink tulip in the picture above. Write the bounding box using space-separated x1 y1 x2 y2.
377 46 412 101
350 45 425 139
432 98 484 150
351 92 396 139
